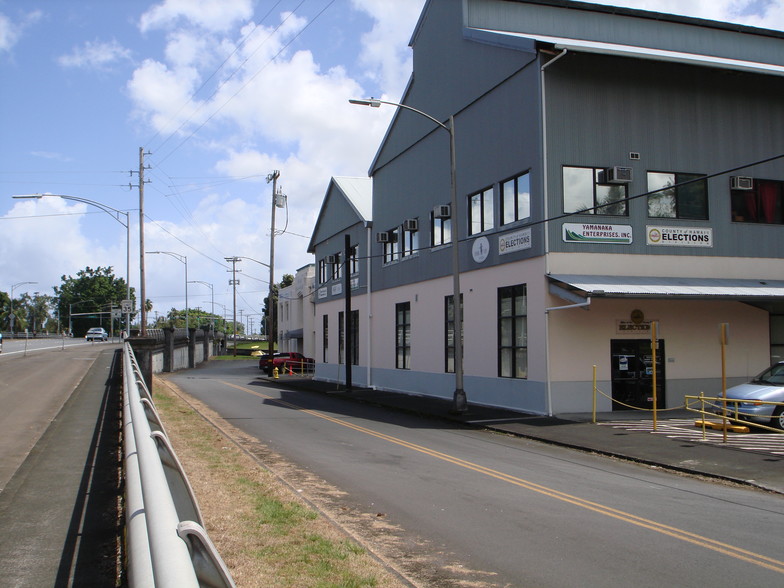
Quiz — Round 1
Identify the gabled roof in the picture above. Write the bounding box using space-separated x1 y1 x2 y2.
307 176 372 253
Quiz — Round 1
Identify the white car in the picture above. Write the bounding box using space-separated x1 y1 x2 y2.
85 327 108 341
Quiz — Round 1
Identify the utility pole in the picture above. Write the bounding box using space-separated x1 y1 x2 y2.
131 147 151 335
225 256 241 356
266 170 281 367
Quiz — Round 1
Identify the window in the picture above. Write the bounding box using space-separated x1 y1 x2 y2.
383 228 400 264
395 302 411 369
445 294 463 373
731 178 783 224
330 253 342 280
648 172 708 219
322 314 328 363
350 310 359 365
431 207 452 247
501 172 531 225
469 187 494 235
338 311 345 364
318 259 328 284
348 245 359 274
563 166 628 216
401 221 419 257
498 285 527 379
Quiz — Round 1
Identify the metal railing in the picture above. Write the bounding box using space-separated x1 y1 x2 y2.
123 342 235 587
685 393 784 435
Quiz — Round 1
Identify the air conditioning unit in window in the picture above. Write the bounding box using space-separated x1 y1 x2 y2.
433 204 451 219
325 255 337 264
403 218 419 232
604 166 633 184
730 176 754 190
376 231 391 243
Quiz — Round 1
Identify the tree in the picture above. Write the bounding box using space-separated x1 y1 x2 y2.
263 274 294 340
54 266 135 336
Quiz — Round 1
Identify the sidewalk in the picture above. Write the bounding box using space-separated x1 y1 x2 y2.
0 348 122 587
271 375 784 495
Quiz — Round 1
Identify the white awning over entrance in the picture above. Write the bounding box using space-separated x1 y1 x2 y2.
549 275 784 299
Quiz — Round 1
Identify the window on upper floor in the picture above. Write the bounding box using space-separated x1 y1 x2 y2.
318 259 328 284
501 172 531 225
563 166 628 216
647 171 708 220
731 178 784 224
382 228 400 264
469 187 494 235
348 245 359 274
401 220 419 258
430 207 452 247
331 253 342 280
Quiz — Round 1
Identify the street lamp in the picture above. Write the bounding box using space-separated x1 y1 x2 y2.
13 193 132 335
147 251 188 332
9 281 37 335
188 280 213 334
350 97 466 412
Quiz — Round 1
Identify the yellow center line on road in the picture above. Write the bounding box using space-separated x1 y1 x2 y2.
219 380 784 574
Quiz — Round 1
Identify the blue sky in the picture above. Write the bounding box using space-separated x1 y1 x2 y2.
1 0 782 328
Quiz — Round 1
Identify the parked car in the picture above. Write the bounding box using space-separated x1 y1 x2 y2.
714 361 784 430
85 327 108 341
259 352 315 373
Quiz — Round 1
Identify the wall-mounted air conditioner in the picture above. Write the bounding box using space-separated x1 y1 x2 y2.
376 232 391 243
325 255 337 264
604 166 633 184
403 218 419 232
433 204 451 219
730 176 753 190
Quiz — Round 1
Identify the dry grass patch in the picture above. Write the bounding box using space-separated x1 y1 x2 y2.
152 378 406 588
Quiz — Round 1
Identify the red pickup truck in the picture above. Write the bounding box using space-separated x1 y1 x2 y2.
259 352 315 373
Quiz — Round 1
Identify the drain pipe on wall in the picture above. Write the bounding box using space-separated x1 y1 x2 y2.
544 296 591 416
540 48 569 417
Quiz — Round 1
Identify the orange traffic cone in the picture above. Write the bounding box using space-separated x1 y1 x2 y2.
288 365 294 375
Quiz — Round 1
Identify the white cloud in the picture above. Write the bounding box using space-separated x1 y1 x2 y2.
0 9 43 53
140 0 253 33
58 39 132 70
350 0 422 94
577 0 784 28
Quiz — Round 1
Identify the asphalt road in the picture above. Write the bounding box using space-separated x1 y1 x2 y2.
171 361 784 588
0 339 116 490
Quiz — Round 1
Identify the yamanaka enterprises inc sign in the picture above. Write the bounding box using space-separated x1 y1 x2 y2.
562 223 633 245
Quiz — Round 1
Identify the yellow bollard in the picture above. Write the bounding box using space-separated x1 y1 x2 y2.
273 366 279 379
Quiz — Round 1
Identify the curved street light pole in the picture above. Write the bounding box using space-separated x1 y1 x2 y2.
147 251 188 332
9 281 38 335
13 193 132 335
349 98 466 412
188 280 214 334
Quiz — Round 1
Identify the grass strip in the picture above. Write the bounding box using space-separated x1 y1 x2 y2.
152 378 399 587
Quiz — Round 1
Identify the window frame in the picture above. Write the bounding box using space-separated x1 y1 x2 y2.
501 171 531 226
395 302 411 370
647 170 709 220
382 228 400 264
401 221 420 258
730 177 783 225
498 284 528 379
562 166 629 216
430 208 452 248
444 294 463 374
468 186 494 235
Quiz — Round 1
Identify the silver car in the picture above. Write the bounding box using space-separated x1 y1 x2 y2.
716 362 784 430
85 327 108 341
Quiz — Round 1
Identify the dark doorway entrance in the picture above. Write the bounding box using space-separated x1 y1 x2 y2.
610 339 665 411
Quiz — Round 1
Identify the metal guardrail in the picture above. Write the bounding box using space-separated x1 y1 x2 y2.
684 393 784 435
123 342 236 587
